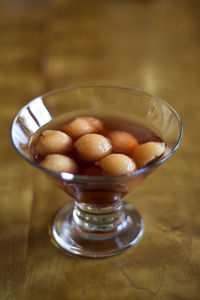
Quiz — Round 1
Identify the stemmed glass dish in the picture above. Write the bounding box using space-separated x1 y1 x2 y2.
11 86 182 257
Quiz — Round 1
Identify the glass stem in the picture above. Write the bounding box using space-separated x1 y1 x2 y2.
73 201 126 233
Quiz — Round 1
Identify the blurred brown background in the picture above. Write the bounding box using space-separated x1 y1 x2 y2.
0 0 200 299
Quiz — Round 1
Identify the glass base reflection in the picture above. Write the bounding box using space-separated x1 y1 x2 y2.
52 201 144 258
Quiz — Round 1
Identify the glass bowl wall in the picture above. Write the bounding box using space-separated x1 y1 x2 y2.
11 86 182 257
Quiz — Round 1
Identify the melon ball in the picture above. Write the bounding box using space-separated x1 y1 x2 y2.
36 130 72 156
98 153 137 175
132 142 165 168
74 133 112 162
108 130 138 154
62 117 103 139
40 154 78 173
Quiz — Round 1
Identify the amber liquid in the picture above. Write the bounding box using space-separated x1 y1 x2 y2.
30 115 163 206
30 115 162 174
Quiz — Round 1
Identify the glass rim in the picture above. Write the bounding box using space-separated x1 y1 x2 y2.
11 85 183 182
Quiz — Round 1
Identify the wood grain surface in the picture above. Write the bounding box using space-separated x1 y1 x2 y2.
0 0 200 299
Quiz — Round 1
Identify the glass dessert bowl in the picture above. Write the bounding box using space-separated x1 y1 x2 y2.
11 86 182 257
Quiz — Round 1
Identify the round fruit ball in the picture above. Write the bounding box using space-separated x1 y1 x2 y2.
97 153 137 175
108 130 138 155
62 117 103 139
74 133 112 162
40 154 78 173
132 142 165 168
36 130 73 156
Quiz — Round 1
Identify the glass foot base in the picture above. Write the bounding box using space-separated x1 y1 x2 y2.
52 202 144 258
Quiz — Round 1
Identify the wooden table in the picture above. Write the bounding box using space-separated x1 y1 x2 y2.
1 0 200 299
